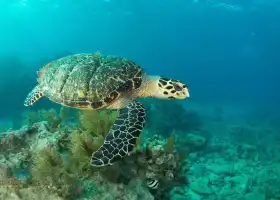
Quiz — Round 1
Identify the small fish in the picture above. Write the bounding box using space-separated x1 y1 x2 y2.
146 179 159 189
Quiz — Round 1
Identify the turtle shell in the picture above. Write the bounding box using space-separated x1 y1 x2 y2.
38 53 144 109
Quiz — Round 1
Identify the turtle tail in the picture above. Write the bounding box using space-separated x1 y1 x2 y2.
24 85 44 106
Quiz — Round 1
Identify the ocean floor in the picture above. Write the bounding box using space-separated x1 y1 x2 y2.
0 101 279 200
174 102 280 200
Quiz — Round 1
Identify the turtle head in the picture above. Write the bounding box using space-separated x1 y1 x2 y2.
156 77 189 99
147 76 189 99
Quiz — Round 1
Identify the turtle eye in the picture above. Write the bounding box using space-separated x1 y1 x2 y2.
173 84 183 91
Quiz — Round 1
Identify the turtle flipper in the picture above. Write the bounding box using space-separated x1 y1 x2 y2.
24 85 44 106
91 101 146 167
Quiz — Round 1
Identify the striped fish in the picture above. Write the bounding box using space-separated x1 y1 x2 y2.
146 179 159 189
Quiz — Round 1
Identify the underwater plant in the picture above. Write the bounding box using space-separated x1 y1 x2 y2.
78 109 117 137
66 109 117 173
31 145 63 181
30 145 79 199
21 106 70 130
68 129 104 174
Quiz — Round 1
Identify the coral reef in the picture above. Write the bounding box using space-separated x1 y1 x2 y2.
95 134 188 199
0 182 64 200
91 179 154 200
10 102 280 200
183 147 280 200
30 145 79 199
167 110 280 200
2 98 280 200
183 133 207 152
1 106 190 200
0 108 80 199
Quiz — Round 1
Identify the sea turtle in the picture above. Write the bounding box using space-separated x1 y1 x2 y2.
24 52 189 167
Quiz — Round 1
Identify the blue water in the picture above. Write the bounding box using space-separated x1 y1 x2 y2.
1 0 279 121
0 1 280 199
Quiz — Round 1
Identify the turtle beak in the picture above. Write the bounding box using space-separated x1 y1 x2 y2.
177 86 189 99
184 88 190 98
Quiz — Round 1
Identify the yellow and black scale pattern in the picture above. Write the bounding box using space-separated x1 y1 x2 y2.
38 53 143 109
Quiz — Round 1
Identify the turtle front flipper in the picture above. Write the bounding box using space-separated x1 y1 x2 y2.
91 101 146 167
24 85 44 106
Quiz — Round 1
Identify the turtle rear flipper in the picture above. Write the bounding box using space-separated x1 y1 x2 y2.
91 101 146 166
24 85 44 106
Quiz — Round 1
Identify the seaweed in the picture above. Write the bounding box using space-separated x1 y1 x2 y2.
68 130 104 173
59 106 70 121
78 110 117 137
31 145 63 182
30 145 78 199
41 106 70 130
67 109 117 173
21 106 69 130
132 133 143 153
163 131 175 154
